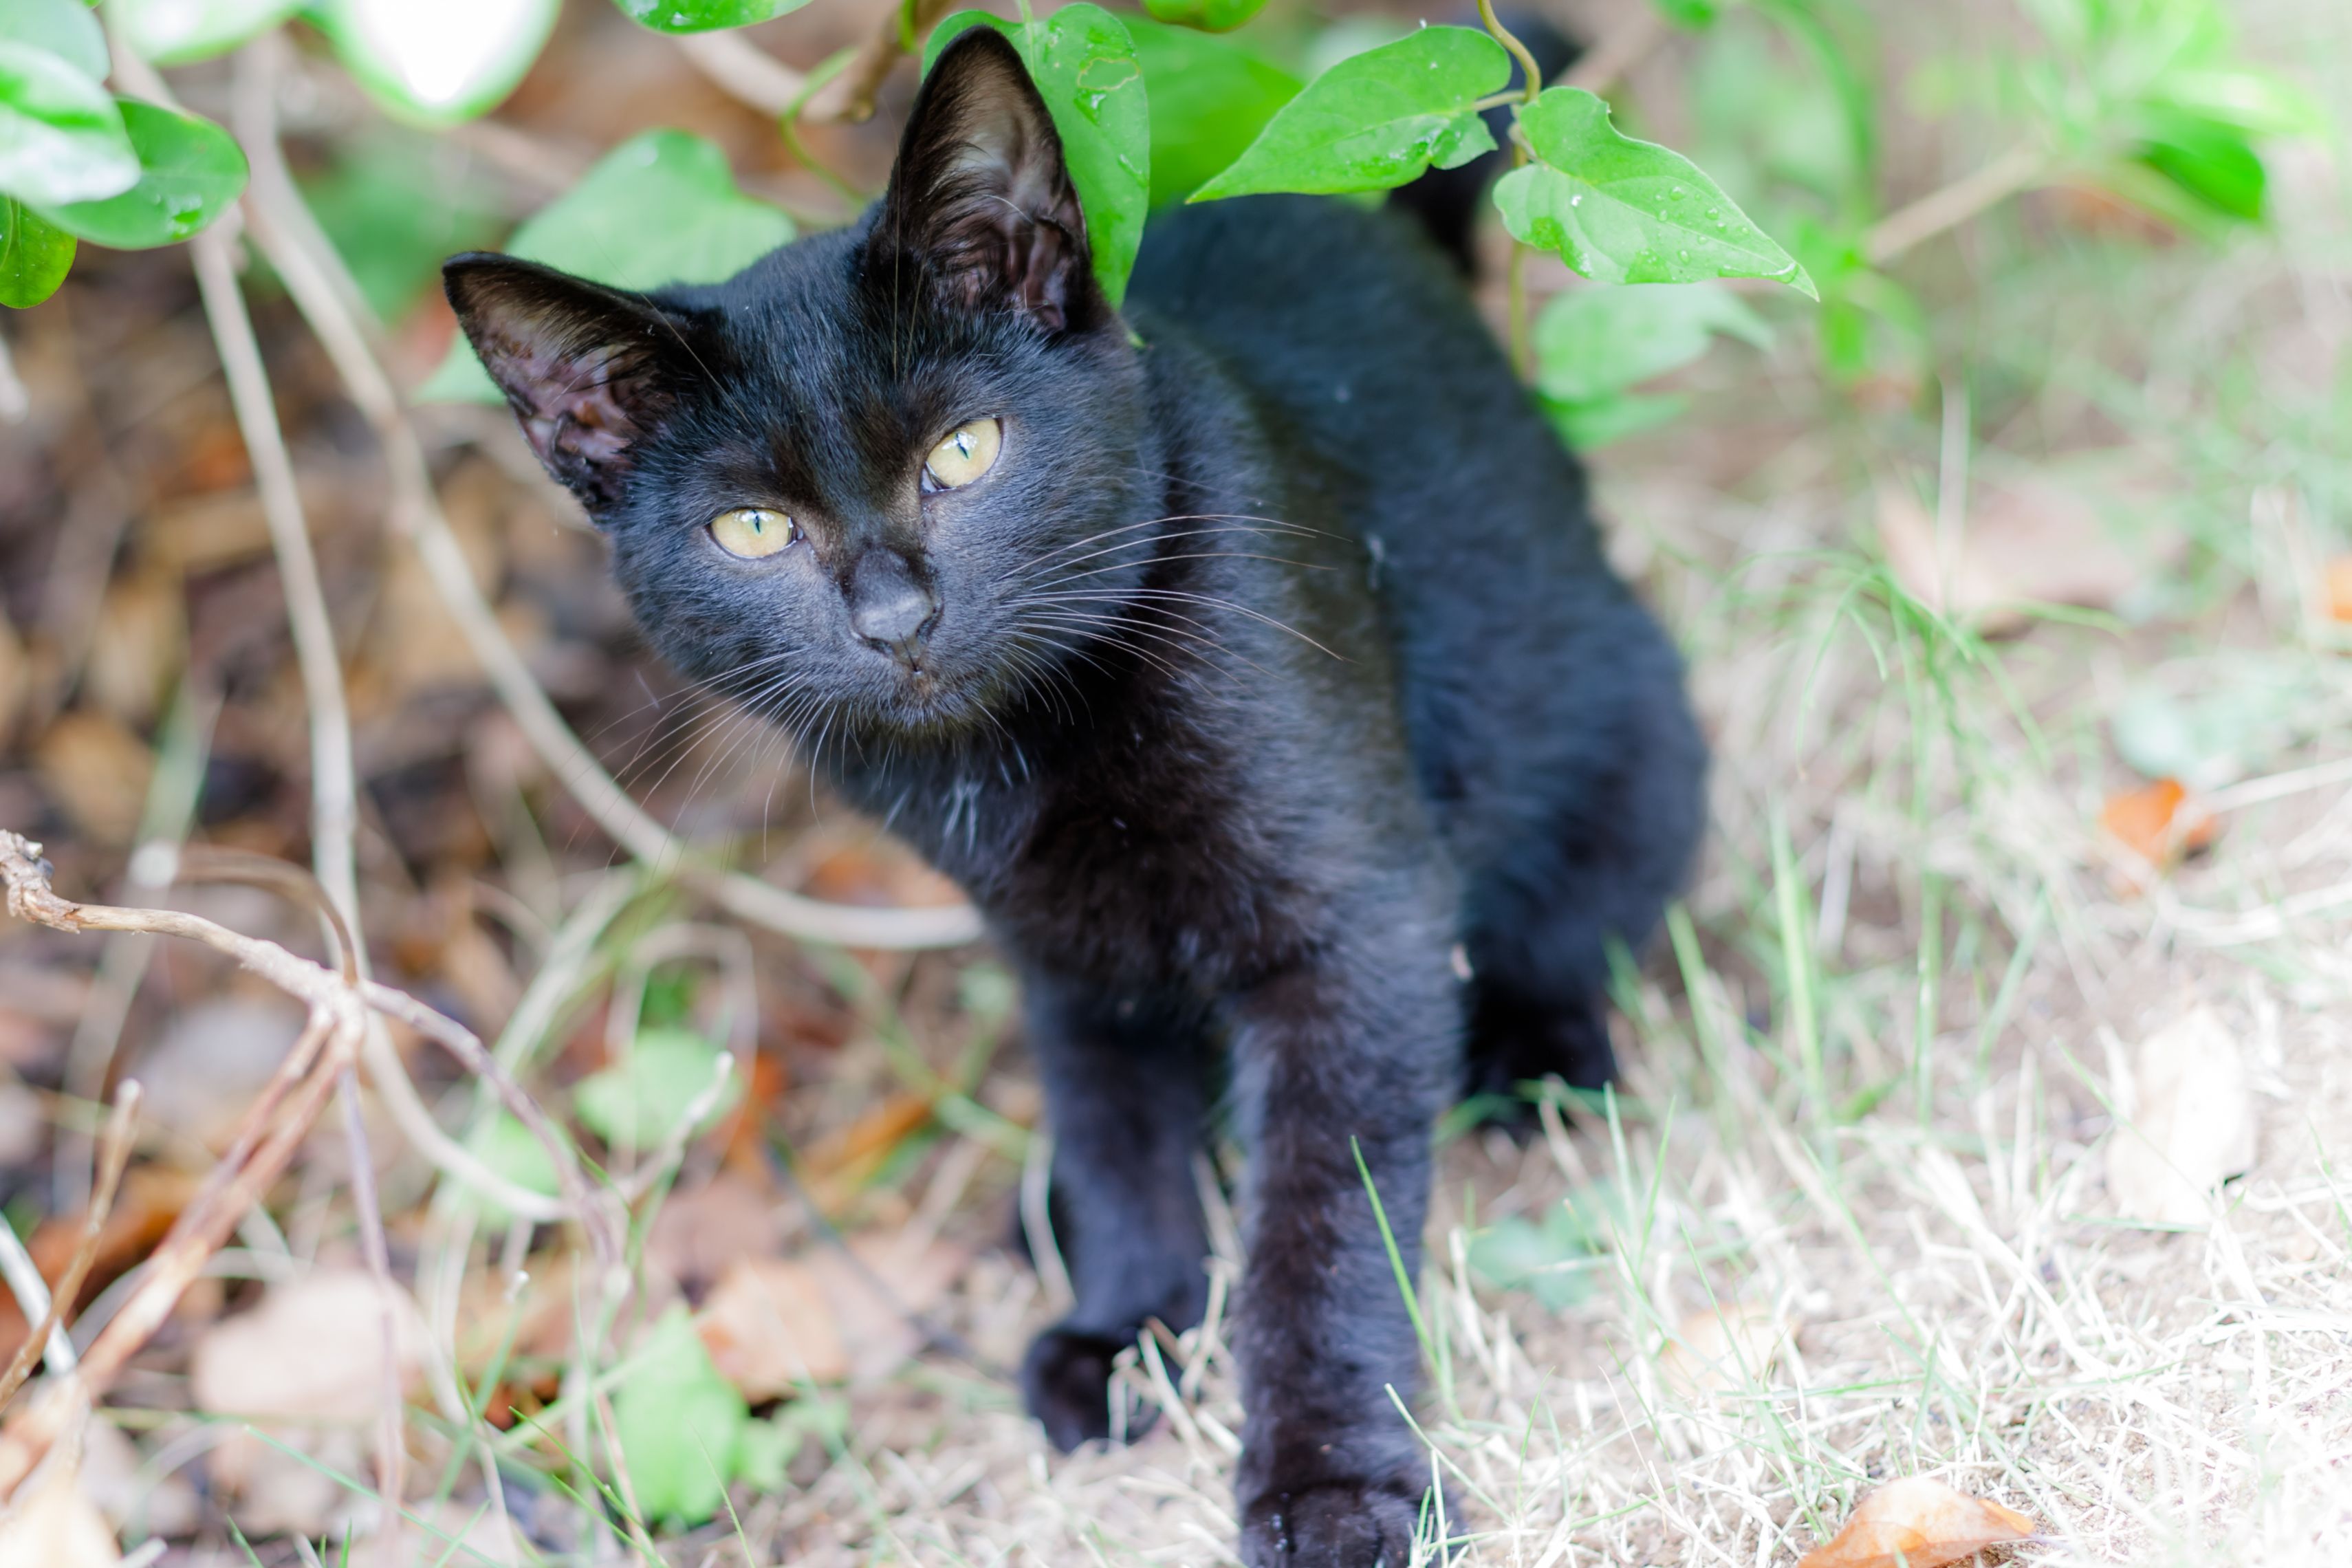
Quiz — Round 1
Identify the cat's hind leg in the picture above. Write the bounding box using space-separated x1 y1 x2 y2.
1460 614 1706 1103
1016 971 1213 1450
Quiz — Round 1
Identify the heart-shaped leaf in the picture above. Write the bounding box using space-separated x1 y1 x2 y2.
0 41 138 208
1190 25 1507 200
1140 0 1267 36
1496 86 1815 296
1126 17 1298 207
926 6 1151 308
610 0 812 32
308 0 559 126
0 0 109 81
1 197 75 307
35 98 246 248
420 128 796 401
1534 282 1771 402
109 0 306 66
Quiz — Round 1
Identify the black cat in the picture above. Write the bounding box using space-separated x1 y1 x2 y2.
446 28 1703 1566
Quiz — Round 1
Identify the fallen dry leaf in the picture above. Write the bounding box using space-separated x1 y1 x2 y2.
31 713 154 847
645 1170 785 1294
2099 777 2216 873
0 607 28 752
1659 1303 1787 1397
0 1439 118 1568
2326 556 2352 622
190 1269 428 1424
83 569 184 729
698 1232 966 1397
2106 1005 2257 1226
1796 1476 2036 1568
1877 465 2171 635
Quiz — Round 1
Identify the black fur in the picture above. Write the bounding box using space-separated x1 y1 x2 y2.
446 28 1704 1566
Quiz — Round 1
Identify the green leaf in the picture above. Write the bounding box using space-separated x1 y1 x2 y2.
1 0 110 81
924 7 1150 309
1533 283 1770 404
302 129 505 320
610 0 810 32
420 129 796 402
1126 18 1298 208
573 1026 740 1152
1494 87 1815 296
1466 1195 1610 1311
612 1309 748 1528
1649 0 1720 26
1140 0 1266 36
452 1113 562 1223
0 41 138 208
1 197 74 307
107 0 305 66
307 0 558 126
2130 106 2264 221
1543 390 1688 450
35 98 245 248
1189 25 1507 201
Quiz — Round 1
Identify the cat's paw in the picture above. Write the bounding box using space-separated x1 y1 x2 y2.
1239 1479 1424 1567
1021 1326 1134 1451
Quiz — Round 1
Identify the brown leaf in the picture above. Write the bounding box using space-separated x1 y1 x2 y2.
1877 464 2173 635
698 1232 966 1397
31 713 154 847
190 1270 428 1424
1796 1477 2036 1568
2106 1005 2257 1226
645 1171 785 1294
83 569 184 729
0 607 28 753
1659 1303 1787 1397
0 1441 119 1568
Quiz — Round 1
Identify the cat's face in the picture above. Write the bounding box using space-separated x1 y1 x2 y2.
444 29 1150 744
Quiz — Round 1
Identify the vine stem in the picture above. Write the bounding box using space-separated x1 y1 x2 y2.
227 41 982 950
1475 0 1545 109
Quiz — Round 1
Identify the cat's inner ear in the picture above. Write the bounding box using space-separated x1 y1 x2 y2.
442 255 699 512
873 26 1096 332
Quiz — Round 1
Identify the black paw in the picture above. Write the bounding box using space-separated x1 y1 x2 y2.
1021 1326 1140 1451
1239 1479 1425 1567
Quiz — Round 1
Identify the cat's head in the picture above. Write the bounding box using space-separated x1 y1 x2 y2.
443 27 1151 744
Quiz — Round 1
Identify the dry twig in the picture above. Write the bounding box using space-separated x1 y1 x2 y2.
0 831 622 1501
805 0 957 124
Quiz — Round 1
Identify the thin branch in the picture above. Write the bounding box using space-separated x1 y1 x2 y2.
228 42 983 952
1864 143 2048 268
675 30 806 116
0 327 28 424
806 0 956 124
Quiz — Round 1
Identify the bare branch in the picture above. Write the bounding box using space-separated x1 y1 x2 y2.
805 0 956 124
1864 144 2048 268
675 30 806 116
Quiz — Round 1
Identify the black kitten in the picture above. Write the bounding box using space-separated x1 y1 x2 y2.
446 29 1703 1567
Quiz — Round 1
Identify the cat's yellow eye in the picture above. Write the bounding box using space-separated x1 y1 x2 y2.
923 418 1002 491
709 507 796 560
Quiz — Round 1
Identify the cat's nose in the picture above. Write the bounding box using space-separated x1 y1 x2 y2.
848 549 940 668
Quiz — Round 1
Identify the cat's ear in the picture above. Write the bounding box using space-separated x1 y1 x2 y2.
869 25 1100 333
442 254 706 512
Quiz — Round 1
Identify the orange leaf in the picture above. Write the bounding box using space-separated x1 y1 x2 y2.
1796 1477 2036 1568
2327 556 2352 623
2099 777 2214 868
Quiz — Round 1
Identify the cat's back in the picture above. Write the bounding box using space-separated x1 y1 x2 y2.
1126 194 1599 576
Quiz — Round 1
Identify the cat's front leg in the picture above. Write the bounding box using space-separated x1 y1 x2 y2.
1228 942 1458 1568
1018 969 1214 1449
